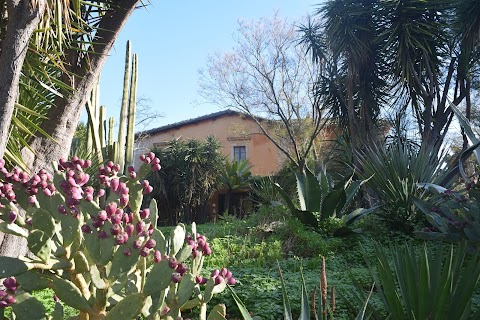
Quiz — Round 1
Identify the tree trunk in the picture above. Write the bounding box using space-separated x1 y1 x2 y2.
0 0 140 258
0 0 46 159
22 0 139 174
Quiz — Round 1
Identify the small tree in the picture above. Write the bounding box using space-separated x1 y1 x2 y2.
148 136 224 225
198 14 326 174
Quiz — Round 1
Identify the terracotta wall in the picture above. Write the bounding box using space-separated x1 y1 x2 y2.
135 113 284 176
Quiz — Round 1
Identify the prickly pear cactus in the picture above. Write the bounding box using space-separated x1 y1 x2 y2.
0 155 236 320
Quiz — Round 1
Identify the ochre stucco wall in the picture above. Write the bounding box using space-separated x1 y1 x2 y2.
136 113 284 176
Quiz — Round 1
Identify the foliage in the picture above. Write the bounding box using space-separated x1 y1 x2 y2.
414 103 480 251
218 159 253 216
350 241 480 320
0 154 236 319
357 139 448 233
148 136 224 225
301 0 480 154
274 166 375 232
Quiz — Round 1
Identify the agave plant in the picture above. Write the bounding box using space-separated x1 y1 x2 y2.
273 166 375 232
351 241 480 320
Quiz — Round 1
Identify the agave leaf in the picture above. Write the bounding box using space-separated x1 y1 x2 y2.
277 261 293 320
355 283 375 320
299 266 310 320
450 101 480 164
227 285 252 320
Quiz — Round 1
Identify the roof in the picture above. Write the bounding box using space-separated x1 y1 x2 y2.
137 109 250 137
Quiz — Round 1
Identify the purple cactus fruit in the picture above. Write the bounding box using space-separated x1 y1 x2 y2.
139 154 146 162
139 247 150 257
168 257 178 269
220 267 228 277
125 224 134 236
111 178 120 193
113 164 121 172
192 250 199 259
7 211 17 224
53 294 60 302
4 294 15 305
105 202 117 217
0 290 6 299
111 213 122 225
127 166 135 173
120 194 129 207
203 245 212 256
115 232 128 245
176 263 188 275
92 217 104 228
139 208 150 219
227 277 236 285
171 272 182 283
211 269 220 278
226 271 233 279
133 239 143 249
97 189 105 198
0 301 8 308
195 275 204 284
143 185 153 194
98 210 108 221
154 250 162 263
145 238 156 249
110 224 121 236
123 248 132 256
214 276 224 285
98 230 108 239
151 164 161 171
81 224 92 234
3 278 17 292
136 221 146 235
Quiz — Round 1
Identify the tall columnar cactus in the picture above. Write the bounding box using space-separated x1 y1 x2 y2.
84 40 138 176
124 53 138 173
118 41 131 172
0 155 236 319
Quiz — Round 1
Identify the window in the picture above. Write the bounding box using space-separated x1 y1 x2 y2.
233 146 246 161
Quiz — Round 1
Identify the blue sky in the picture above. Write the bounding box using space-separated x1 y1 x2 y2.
96 1 320 132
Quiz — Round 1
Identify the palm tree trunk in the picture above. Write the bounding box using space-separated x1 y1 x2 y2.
0 0 139 258
0 0 46 159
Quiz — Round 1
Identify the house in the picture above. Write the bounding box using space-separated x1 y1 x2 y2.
134 109 286 219
135 109 284 175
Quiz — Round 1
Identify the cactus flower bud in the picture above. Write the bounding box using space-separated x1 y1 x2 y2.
7 211 16 224
171 272 182 283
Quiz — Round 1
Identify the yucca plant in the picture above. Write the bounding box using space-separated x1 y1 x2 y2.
273 166 375 232
353 241 480 320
